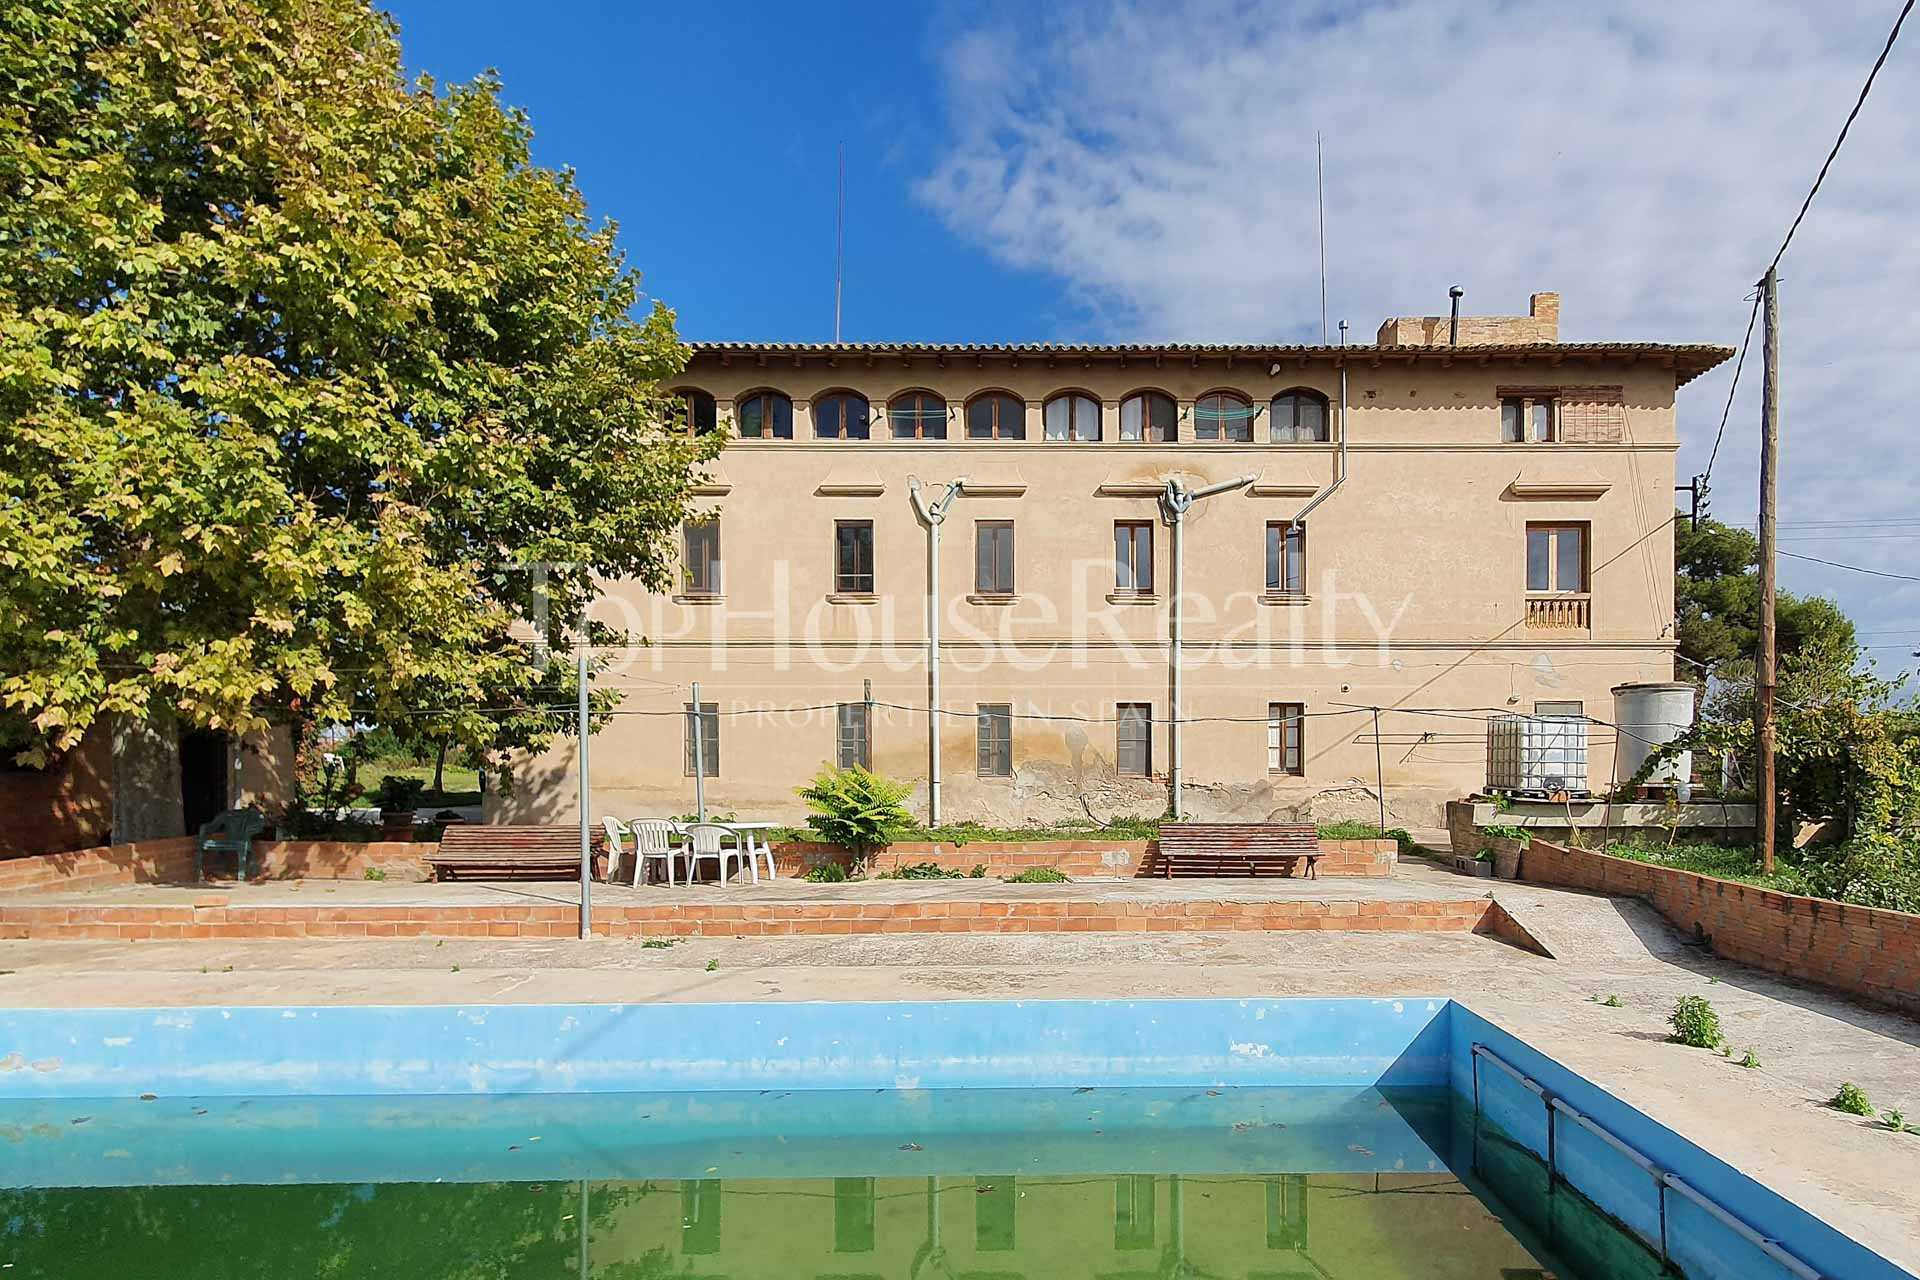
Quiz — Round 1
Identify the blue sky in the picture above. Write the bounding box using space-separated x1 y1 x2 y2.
381 1 1919 660
382 0 1066 343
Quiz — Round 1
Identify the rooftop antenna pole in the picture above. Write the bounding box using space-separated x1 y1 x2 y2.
1316 132 1328 345
834 143 845 343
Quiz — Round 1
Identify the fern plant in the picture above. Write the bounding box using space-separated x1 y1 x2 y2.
797 766 914 874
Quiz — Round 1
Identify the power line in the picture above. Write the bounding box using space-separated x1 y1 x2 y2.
1766 0 1916 273
1778 549 1920 582
1702 290 1759 483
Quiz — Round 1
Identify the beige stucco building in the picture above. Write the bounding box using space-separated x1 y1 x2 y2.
495 293 1730 828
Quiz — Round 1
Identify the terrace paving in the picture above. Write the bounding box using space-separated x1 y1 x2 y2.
1 860 1918 1272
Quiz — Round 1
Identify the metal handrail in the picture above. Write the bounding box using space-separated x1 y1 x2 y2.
1470 1042 1824 1280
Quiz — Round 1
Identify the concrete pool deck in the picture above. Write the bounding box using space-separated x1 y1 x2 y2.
2 868 1918 1272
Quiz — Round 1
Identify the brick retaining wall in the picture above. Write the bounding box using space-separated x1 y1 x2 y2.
775 839 1397 879
0 895 1505 942
0 837 196 895
1516 839 1920 1014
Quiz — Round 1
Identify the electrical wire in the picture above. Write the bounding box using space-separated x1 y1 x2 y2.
1702 291 1759 484
1778 549 1920 582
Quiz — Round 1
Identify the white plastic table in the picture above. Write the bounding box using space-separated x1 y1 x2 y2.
717 821 779 882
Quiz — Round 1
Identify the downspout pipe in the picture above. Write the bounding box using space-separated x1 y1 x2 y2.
1161 473 1256 819
909 477 966 826
1288 358 1350 532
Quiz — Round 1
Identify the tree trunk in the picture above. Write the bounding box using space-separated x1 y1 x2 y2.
431 739 448 797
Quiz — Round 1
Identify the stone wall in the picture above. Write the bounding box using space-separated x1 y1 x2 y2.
1515 838 1920 1015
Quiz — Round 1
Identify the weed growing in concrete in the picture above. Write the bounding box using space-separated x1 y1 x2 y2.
450 965 460 973
1592 994 1625 1008
641 938 677 950
1667 995 1723 1049
362 866 387 881
880 862 965 880
969 864 988 878
1002 868 1071 884
1737 1049 1761 1069
1829 1082 1875 1116
705 958 719 972
802 862 850 883
1883 1108 1910 1133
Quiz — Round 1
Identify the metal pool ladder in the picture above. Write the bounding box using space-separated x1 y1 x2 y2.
1469 1042 1826 1280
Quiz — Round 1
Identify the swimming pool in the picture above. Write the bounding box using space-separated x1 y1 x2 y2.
0 998 1902 1279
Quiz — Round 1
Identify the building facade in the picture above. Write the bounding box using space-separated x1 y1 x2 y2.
495 293 1730 828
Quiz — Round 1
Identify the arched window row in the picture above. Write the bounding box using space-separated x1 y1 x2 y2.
668 387 1333 443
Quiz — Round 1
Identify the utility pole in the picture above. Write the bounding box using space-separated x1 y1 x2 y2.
577 639 592 939
1757 267 1780 874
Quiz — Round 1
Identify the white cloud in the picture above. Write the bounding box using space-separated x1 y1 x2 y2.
918 0 1920 653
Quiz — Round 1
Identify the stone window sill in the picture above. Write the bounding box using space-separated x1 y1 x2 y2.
826 592 879 605
1260 592 1312 606
967 592 1020 605
1106 591 1160 605
672 593 726 606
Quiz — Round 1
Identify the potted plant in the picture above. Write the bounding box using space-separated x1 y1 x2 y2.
1482 823 1530 880
373 775 427 840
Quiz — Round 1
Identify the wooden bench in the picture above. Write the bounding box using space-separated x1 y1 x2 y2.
1153 823 1321 878
424 824 583 881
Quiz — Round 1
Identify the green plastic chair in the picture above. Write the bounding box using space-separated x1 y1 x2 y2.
195 807 265 882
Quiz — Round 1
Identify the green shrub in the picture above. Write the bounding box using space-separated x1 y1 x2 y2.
1002 867 1069 883
1315 820 1380 839
968 864 987 878
796 766 914 872
1830 1081 1875 1115
1668 995 1723 1049
1383 827 1418 853
1481 823 1530 843
801 861 850 883
372 774 426 811
879 861 963 880
1795 836 1920 914
361 866 386 881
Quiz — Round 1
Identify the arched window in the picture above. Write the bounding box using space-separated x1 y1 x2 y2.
1193 391 1254 442
966 392 1026 441
888 390 948 440
672 388 718 437
736 390 793 440
812 391 871 440
1119 390 1176 442
1043 392 1102 441
1270 389 1330 443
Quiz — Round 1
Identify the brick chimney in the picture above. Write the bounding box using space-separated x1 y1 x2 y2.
1376 291 1561 346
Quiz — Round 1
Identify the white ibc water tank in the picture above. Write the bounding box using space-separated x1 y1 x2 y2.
1612 682 1696 794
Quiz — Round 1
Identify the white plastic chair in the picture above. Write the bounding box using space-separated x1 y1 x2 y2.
627 818 684 887
599 817 630 884
681 822 754 885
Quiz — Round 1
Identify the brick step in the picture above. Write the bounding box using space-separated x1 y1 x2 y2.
0 896 1509 942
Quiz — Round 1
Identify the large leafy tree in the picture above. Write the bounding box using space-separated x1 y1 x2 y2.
0 0 719 769
1675 515 1854 673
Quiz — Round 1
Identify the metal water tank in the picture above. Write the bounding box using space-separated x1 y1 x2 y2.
1611 682 1696 794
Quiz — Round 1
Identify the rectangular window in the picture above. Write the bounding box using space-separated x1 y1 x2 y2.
1267 702 1304 775
683 520 721 595
975 520 1015 595
1265 1175 1307 1251
1265 522 1306 594
1116 703 1153 777
833 1177 875 1254
976 704 1012 777
1534 700 1584 718
836 702 871 770
1114 521 1154 593
1501 394 1557 443
683 702 719 777
1526 523 1588 592
834 520 875 594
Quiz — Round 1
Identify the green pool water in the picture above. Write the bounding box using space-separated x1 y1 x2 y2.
0 1086 1665 1279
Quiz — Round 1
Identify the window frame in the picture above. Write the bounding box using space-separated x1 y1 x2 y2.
682 519 722 596
1043 391 1103 442
1501 393 1558 443
682 701 720 777
812 390 872 440
888 389 948 440
1119 389 1177 443
671 388 718 438
965 390 1027 441
836 702 871 770
1114 520 1155 594
1525 522 1589 593
1264 521 1306 596
976 703 1013 777
1267 701 1304 776
974 519 1015 595
834 519 876 595
735 389 794 440
1269 388 1330 443
1116 702 1153 777
1193 390 1255 442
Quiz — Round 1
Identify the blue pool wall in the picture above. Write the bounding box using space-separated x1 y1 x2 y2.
1451 1003 1906 1280
0 997 1452 1098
